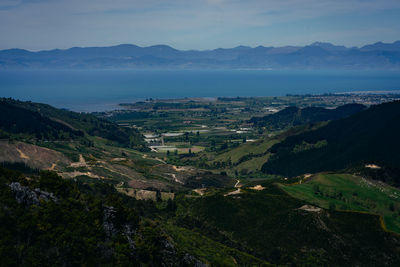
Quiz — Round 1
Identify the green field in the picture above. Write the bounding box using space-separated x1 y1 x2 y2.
212 138 278 164
280 173 400 233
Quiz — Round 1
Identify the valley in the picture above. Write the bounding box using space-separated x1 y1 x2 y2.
1 93 400 266
3 1 400 265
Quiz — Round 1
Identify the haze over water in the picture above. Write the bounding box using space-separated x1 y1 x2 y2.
1 69 399 112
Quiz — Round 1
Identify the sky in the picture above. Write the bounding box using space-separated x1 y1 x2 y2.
0 0 400 51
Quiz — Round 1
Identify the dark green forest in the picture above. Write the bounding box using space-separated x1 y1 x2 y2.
0 167 203 266
250 103 366 130
262 101 400 184
0 98 146 149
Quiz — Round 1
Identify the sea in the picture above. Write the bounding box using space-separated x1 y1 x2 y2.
0 69 399 112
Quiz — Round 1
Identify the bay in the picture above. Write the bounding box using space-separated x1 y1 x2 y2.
0 69 399 112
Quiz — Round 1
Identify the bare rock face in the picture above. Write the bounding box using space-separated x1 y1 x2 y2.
9 182 57 206
102 206 136 249
123 224 136 251
102 205 137 258
103 205 118 238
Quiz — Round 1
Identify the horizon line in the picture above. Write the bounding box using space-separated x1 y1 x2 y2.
2 40 400 53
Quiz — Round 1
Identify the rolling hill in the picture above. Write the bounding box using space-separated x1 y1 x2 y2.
176 180 400 266
0 100 84 140
261 101 400 184
0 98 145 149
280 173 400 233
2 97 400 265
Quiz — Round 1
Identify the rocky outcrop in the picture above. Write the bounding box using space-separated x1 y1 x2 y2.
159 239 209 267
181 254 209 267
103 206 136 251
9 182 58 206
123 224 136 251
103 205 118 238
101 205 207 266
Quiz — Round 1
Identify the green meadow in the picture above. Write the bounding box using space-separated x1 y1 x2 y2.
281 173 400 233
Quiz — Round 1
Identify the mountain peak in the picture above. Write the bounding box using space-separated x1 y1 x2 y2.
310 41 334 46
233 45 252 50
309 42 347 51
361 40 400 51
147 44 176 50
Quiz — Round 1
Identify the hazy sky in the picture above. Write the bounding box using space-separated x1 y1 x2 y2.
1 0 400 50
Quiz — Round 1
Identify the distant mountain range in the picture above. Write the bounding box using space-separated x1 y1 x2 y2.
1 41 400 70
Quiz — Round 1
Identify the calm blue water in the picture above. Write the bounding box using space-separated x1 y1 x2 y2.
0 69 399 112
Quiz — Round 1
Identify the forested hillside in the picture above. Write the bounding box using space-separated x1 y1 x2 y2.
0 101 84 140
2 166 400 266
0 98 145 149
0 167 212 266
250 103 366 130
262 101 400 183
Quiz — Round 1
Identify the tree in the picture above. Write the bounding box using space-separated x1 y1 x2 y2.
220 142 228 150
313 184 321 195
389 202 395 212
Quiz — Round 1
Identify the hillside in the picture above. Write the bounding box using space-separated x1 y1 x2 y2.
0 98 145 149
280 173 400 233
1 41 400 70
2 166 400 266
261 101 400 183
0 100 84 140
250 103 366 130
2 97 400 265
0 98 236 193
175 179 400 266
0 167 227 266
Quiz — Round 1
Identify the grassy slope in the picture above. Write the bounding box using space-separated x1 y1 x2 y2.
280 173 400 233
208 124 323 174
212 138 276 163
235 153 271 172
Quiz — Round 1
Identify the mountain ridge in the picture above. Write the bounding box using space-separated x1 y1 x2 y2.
1 41 400 70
